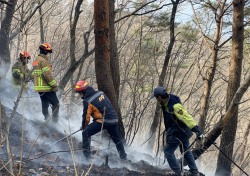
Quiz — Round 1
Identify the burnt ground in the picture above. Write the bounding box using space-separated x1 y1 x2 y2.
0 106 205 176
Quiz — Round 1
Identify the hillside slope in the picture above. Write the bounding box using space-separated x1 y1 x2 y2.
0 79 205 175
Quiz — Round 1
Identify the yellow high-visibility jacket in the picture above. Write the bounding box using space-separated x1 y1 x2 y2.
32 54 57 92
162 94 197 138
12 61 30 86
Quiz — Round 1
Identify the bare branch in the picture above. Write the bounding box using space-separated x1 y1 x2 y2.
115 1 186 23
193 72 250 159
0 0 11 5
10 0 46 40
190 1 213 50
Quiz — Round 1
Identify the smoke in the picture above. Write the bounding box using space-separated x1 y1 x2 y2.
0 62 11 79
197 154 217 176
0 76 171 170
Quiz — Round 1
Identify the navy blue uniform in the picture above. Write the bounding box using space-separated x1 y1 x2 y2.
81 86 127 159
162 94 199 175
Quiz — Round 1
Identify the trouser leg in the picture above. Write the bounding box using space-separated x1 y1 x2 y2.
164 136 181 175
182 137 199 174
106 124 127 159
82 122 101 158
39 92 49 120
40 92 59 122
49 92 59 122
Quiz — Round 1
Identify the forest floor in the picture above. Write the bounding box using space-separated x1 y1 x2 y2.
0 106 205 176
0 77 205 176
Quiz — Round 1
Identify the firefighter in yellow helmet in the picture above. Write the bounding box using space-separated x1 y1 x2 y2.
32 43 59 122
12 51 31 86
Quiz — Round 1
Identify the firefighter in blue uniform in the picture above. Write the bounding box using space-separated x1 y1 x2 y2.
74 80 127 160
151 87 203 176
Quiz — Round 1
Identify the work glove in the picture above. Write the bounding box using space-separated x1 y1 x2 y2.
12 72 21 79
191 125 204 140
80 126 84 131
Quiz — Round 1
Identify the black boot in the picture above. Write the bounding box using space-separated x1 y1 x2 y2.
83 150 91 160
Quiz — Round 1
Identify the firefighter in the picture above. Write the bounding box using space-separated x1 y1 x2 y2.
12 51 31 86
150 87 203 176
32 43 59 122
74 80 127 160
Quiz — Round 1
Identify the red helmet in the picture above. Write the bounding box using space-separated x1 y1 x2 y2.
39 43 52 53
19 51 31 59
75 80 89 92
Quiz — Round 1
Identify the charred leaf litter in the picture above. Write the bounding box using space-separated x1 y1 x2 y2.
0 106 205 176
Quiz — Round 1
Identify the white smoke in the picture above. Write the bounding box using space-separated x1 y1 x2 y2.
0 75 179 171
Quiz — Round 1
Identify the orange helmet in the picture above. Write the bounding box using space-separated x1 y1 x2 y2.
39 43 52 53
19 51 31 59
75 80 89 92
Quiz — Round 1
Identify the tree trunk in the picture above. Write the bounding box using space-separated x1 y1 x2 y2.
0 100 2 151
59 0 93 90
147 102 162 150
198 16 222 132
147 0 179 151
109 0 125 138
192 68 250 168
215 0 244 175
0 0 17 65
58 49 94 90
94 0 125 139
39 0 45 43
109 0 120 98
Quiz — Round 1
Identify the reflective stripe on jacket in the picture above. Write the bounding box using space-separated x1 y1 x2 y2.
82 87 119 128
32 54 57 92
12 61 30 86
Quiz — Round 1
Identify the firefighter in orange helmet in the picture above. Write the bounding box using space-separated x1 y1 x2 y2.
32 43 59 122
75 80 127 160
12 51 31 86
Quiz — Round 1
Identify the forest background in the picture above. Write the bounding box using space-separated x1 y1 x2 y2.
0 0 249 176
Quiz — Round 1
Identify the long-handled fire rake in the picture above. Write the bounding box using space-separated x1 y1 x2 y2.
179 137 200 175
53 129 81 145
206 137 249 176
